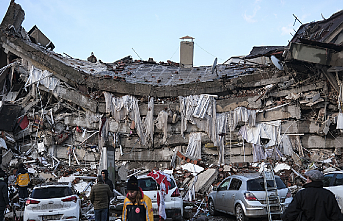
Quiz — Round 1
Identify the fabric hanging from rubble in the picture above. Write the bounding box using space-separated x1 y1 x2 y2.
185 132 202 159
179 94 218 146
280 135 293 156
144 97 154 145
252 144 266 162
239 120 281 147
179 96 187 138
25 66 60 91
216 113 227 165
103 92 146 145
239 121 281 162
156 110 168 144
337 84 343 129
179 95 199 137
231 107 256 130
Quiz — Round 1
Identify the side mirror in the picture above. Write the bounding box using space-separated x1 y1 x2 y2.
213 186 218 191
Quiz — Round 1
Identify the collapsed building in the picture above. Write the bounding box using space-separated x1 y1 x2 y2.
1 1 343 193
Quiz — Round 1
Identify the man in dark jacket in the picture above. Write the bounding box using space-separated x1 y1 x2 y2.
101 170 114 192
90 175 113 221
0 170 9 221
101 170 113 221
281 170 343 221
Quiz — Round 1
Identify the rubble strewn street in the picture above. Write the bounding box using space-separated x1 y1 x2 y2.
1 1 343 221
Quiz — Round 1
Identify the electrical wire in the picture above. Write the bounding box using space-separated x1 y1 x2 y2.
169 46 179 60
195 42 223 61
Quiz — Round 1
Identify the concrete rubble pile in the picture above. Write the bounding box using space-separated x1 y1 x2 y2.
1 1 343 219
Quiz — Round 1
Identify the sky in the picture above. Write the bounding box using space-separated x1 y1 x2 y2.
0 0 342 67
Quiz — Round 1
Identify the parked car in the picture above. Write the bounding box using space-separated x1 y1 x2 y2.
23 182 81 221
136 171 183 221
208 173 292 221
323 171 343 213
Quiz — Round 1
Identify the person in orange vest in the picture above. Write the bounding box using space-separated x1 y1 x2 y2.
15 163 30 200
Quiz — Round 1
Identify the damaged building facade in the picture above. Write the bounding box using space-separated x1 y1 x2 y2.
1 1 343 187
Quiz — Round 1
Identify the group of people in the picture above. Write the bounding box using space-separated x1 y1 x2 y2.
1 163 343 221
0 163 30 221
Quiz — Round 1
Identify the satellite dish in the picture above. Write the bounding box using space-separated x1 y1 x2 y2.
211 57 218 75
271 55 284 70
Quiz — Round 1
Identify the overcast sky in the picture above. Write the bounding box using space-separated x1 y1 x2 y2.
0 0 342 66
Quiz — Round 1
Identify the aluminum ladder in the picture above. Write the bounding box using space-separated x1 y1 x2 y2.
262 163 283 221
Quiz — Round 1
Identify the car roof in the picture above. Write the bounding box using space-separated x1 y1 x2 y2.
136 171 176 180
33 182 72 189
225 173 281 181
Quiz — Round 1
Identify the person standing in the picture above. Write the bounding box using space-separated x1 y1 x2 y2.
90 175 113 221
0 170 9 221
281 169 343 221
122 176 153 221
15 163 30 200
101 170 114 221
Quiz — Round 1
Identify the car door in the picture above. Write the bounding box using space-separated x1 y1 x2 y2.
225 178 242 214
214 178 231 211
324 173 343 212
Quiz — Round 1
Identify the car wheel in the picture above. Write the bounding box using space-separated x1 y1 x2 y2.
208 199 218 216
235 204 248 221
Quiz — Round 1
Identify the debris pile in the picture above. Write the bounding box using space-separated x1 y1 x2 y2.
1 1 343 220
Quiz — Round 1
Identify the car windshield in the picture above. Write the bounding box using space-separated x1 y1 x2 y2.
247 177 286 191
138 177 176 191
31 187 73 199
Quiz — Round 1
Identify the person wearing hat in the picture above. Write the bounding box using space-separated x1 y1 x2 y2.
90 175 113 221
0 170 9 221
281 170 343 221
122 176 153 221
15 163 30 200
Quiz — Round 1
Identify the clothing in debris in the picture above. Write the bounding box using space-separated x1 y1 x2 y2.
90 175 113 221
15 163 30 199
0 170 9 221
155 111 168 143
239 121 282 162
179 94 218 157
186 132 202 160
104 93 147 145
123 176 153 221
281 179 343 221
25 66 60 91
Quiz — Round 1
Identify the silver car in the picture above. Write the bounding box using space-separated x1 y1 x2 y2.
208 173 292 221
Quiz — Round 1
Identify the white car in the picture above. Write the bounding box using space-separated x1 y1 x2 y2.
323 171 343 213
23 182 81 221
137 171 183 221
